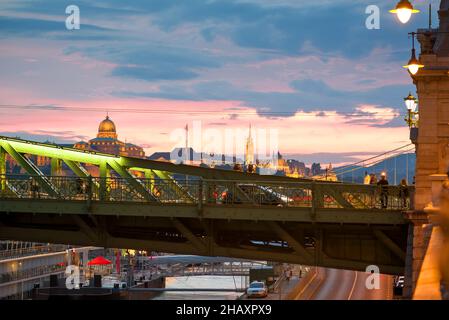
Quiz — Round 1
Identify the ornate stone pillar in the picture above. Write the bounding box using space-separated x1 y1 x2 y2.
404 0 449 297
414 2 449 211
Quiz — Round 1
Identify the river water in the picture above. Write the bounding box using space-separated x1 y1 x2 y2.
152 275 246 300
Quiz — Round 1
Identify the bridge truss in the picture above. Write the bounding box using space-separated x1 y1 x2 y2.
0 136 413 274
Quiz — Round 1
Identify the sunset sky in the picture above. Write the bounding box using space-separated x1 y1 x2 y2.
0 0 433 164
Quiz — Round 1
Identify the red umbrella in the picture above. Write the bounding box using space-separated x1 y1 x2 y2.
87 256 112 266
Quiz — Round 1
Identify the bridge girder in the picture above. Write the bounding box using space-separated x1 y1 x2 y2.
1 142 59 197
0 211 408 275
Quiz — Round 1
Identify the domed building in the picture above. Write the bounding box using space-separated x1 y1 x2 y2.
74 116 145 158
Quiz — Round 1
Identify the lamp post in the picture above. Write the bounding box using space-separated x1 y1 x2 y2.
404 92 419 128
404 33 425 75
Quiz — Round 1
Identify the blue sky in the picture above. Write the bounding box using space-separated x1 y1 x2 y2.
0 0 432 163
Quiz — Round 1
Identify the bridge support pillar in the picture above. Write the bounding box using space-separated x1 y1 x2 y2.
403 210 432 298
402 6 449 298
414 8 449 211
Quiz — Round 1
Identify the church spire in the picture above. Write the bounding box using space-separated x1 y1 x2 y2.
245 124 254 165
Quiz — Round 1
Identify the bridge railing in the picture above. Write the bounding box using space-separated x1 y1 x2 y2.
0 244 70 260
0 175 414 211
202 180 413 211
0 264 65 285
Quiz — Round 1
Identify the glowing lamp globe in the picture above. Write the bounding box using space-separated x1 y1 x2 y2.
404 92 417 112
390 0 419 24
403 49 424 75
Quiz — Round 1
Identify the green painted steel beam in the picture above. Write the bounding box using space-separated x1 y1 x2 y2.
0 135 410 213
152 169 195 202
123 156 311 182
63 159 100 192
373 229 406 262
1 142 59 197
172 218 207 252
0 198 407 225
63 159 91 177
266 221 314 263
51 158 62 176
0 136 115 165
99 161 110 201
144 169 155 193
0 135 313 182
0 224 405 275
0 146 5 192
107 159 158 202
320 185 355 209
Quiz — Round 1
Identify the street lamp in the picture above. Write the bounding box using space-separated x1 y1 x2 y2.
404 92 417 112
403 33 424 75
390 0 420 24
404 92 419 128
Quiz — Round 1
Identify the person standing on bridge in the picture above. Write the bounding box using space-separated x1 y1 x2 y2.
370 173 378 185
377 174 389 209
399 179 409 209
30 177 40 199
364 171 371 185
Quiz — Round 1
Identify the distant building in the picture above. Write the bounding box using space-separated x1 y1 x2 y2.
148 152 171 162
276 152 289 173
325 163 338 181
73 115 145 158
245 125 254 165
312 163 338 181
311 163 322 176
286 159 307 177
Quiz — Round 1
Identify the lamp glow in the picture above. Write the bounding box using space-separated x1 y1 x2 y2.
403 48 424 75
390 0 419 24
404 92 417 112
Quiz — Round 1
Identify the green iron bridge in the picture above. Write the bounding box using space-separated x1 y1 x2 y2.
0 136 413 275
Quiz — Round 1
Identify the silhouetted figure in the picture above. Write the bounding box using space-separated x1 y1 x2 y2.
377 175 389 209
399 178 409 208
370 173 378 185
30 177 40 199
76 178 84 194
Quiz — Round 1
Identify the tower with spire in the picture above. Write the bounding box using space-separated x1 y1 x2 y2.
245 124 255 165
